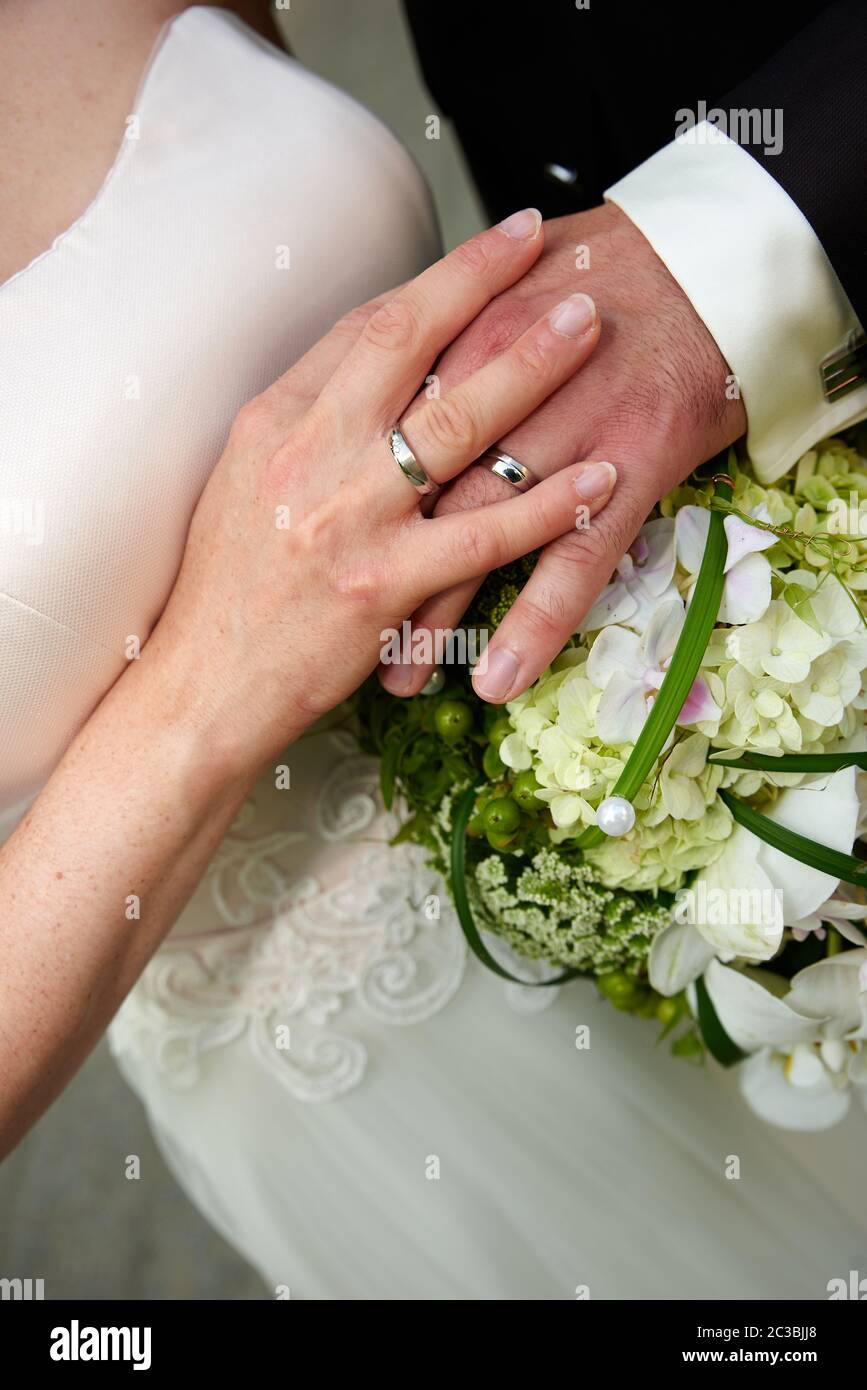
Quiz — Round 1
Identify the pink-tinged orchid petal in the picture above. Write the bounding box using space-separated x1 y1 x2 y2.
679 675 721 726
717 551 772 624
674 505 709 574
630 534 649 566
580 519 678 634
586 625 643 689
642 599 685 671
579 580 637 633
722 509 776 573
615 552 635 581
626 580 682 633
790 898 867 948
595 669 648 746
638 517 677 595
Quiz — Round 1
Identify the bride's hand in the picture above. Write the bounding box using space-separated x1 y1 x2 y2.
0 214 610 1150
150 210 611 769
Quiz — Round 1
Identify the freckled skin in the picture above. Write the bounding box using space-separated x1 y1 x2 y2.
0 1 276 287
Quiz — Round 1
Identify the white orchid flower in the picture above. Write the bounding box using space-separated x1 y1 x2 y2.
704 953 867 1131
789 892 867 944
675 504 774 624
586 601 721 746
649 767 860 988
580 518 678 634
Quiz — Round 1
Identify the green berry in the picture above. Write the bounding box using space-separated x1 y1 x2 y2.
512 769 541 811
486 829 515 851
482 743 505 780
655 997 680 1027
482 796 521 836
434 700 473 742
488 717 513 751
597 971 644 1012
671 1031 703 1060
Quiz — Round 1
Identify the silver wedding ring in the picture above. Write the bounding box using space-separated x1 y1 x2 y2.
482 448 537 493
387 427 439 497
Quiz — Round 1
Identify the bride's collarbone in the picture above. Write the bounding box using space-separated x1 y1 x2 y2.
0 6 170 287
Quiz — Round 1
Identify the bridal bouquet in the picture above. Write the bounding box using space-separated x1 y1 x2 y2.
358 437 867 1131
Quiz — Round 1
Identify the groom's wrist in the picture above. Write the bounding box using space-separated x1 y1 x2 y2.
606 128 867 482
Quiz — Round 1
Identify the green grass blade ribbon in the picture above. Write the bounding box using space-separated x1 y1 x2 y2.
450 781 581 986
709 750 867 773
719 789 867 889
576 474 733 850
694 976 747 1066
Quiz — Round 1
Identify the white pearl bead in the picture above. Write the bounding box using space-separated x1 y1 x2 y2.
595 795 636 837
420 668 445 696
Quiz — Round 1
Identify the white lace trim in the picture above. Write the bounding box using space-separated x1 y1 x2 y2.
108 741 468 1102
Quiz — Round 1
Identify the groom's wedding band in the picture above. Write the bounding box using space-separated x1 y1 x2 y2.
482 448 537 493
387 427 439 497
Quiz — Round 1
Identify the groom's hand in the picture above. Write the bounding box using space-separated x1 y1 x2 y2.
379 202 747 702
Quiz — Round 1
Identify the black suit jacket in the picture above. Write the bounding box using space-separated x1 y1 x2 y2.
404 0 867 326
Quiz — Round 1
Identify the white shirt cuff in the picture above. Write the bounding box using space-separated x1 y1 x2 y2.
604 124 867 484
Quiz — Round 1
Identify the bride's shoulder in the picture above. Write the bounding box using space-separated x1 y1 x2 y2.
181 8 425 182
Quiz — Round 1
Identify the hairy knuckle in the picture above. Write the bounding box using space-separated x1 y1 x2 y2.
549 524 612 574
433 463 508 514
516 590 569 639
363 296 422 354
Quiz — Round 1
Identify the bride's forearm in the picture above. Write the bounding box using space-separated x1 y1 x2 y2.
0 643 282 1156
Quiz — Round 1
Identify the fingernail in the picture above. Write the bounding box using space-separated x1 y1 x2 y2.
573 461 616 501
549 292 596 338
385 663 414 693
473 648 519 701
497 207 542 240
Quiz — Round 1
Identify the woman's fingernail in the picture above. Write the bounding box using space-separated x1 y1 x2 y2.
573 461 616 501
497 207 542 240
549 292 596 338
474 648 519 701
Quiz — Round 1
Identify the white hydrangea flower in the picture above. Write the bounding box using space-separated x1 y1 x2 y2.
726 600 829 683
792 649 861 727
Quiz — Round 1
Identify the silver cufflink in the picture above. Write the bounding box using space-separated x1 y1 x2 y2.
821 331 867 402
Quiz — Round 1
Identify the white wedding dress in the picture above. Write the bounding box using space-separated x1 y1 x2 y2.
2 7 865 1300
